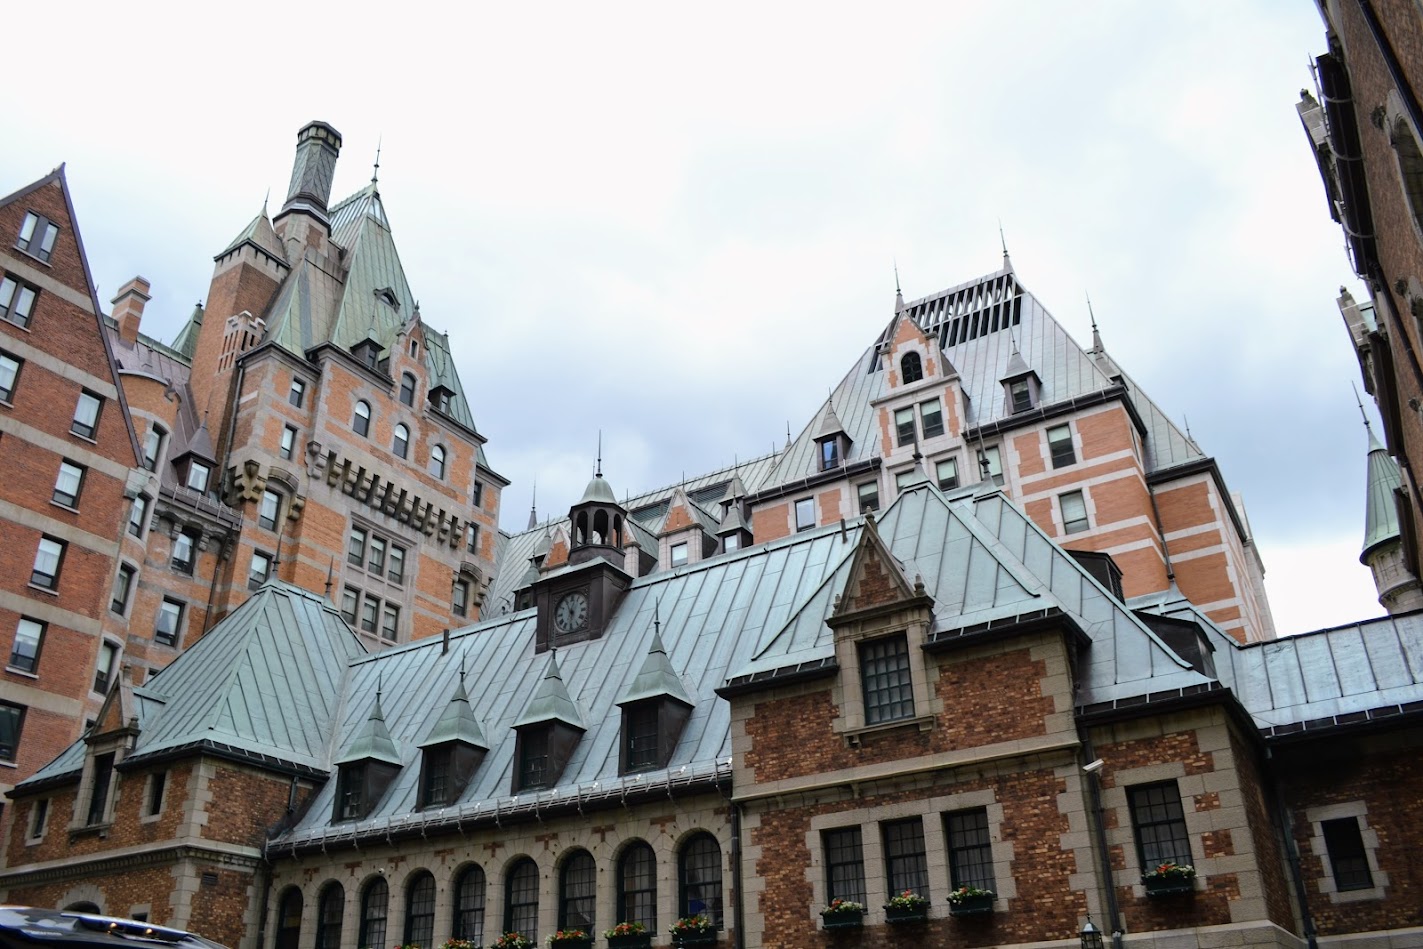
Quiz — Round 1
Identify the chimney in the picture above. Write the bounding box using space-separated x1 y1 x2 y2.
111 276 151 344
281 121 343 216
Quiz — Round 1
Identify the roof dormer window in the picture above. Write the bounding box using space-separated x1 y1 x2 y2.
1008 379 1033 413
819 437 840 471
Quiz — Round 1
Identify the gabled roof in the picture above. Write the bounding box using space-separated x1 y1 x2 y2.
514 652 586 729
336 696 402 766
218 209 288 263
619 631 694 707
420 678 488 749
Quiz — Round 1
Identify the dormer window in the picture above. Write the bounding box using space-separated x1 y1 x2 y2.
900 351 923 384
1008 379 1033 413
518 728 550 789
336 762 370 820
333 698 402 822
429 383 455 414
819 437 840 470
377 288 399 310
186 460 211 494
619 698 692 774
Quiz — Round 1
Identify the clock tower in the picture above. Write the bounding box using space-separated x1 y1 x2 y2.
532 469 633 653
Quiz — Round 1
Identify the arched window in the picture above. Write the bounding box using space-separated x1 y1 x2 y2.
400 373 417 406
505 858 539 941
393 424 409 460
430 444 446 480
592 510 609 546
354 400 371 437
410 340 419 358
315 883 344 949
900 351 923 385
274 887 302 949
359 878 389 949
142 424 166 472
617 841 657 931
574 512 588 545
679 834 723 927
559 850 596 932
453 865 486 945
405 871 436 948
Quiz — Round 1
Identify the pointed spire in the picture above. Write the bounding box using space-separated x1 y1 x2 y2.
527 479 539 531
514 651 586 729
1088 292 1103 351
372 136 382 185
619 616 693 707
420 659 489 750
785 421 792 450
894 259 904 312
335 691 402 765
596 430 603 477
999 221 1013 271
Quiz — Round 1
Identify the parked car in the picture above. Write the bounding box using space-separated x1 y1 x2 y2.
0 908 226 949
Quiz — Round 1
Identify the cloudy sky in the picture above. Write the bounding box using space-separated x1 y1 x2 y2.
1 2 1381 635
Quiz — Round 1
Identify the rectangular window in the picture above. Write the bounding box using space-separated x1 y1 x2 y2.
347 527 367 567
0 274 38 328
936 458 959 491
128 494 149 537
1321 817 1374 891
670 542 688 567
945 809 996 892
258 489 281 531
723 534 741 553
94 641 119 694
0 351 20 402
53 460 85 507
155 599 183 647
472 481 485 509
280 424 297 460
368 535 387 573
31 536 65 590
28 797 48 840
380 603 399 642
146 771 167 817
857 481 879 513
453 579 470 618
1008 379 1033 413
360 597 379 634
71 390 102 439
1047 424 1076 468
519 727 550 789
1060 490 1089 534
467 523 480 555
625 702 660 771
248 550 273 589
10 618 43 674
979 445 1003 485
859 635 913 724
0 702 24 763
1128 782 1193 871
894 407 916 447
289 378 306 407
820 438 840 471
823 827 866 905
142 426 164 471
422 746 452 807
111 564 135 614
795 497 816 532
171 530 197 575
86 751 115 825
338 762 366 820
185 460 210 493
341 587 360 625
882 818 929 898
388 545 406 583
920 399 944 438
17 212 59 263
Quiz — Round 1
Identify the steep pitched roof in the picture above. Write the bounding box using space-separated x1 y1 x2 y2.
218 209 288 263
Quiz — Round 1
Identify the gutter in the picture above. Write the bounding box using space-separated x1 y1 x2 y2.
1265 747 1318 949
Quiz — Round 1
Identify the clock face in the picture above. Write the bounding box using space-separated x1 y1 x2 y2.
554 592 590 634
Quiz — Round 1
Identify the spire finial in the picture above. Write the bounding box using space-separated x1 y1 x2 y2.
263 188 270 215
596 431 603 477
894 258 901 294
1353 381 1373 430
372 136 382 184
786 421 792 449
1087 292 1103 351
654 598 661 636
1184 415 1193 441
999 220 1008 259
376 672 383 704
460 654 467 688
325 557 334 597
527 477 538 531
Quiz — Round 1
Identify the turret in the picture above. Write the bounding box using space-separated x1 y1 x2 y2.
1360 423 1423 614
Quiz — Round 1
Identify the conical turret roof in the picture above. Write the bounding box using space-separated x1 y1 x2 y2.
580 472 619 506
1362 427 1404 561
336 695 402 766
419 677 488 749
513 652 586 729
619 631 693 707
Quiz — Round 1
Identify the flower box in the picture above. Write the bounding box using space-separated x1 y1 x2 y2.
671 933 717 948
1143 876 1195 897
821 910 864 930
948 893 994 917
550 938 594 949
884 905 928 924
607 936 652 949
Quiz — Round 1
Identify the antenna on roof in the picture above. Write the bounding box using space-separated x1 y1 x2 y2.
372 136 382 185
324 557 334 597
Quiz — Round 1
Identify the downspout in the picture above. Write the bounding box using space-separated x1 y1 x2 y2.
730 802 746 949
251 856 273 949
1265 747 1319 949
1076 726 1125 949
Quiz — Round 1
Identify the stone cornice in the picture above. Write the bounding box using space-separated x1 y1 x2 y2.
0 841 260 888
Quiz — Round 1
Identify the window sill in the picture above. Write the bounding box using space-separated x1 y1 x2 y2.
843 714 935 748
5 666 39 680
26 583 59 597
50 500 80 514
140 812 162 825
13 247 53 269
69 822 111 841
23 836 43 847
69 431 99 445
0 760 17 770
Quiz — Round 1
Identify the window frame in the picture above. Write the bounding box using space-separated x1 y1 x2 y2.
670 541 688 567
1008 379 1033 414
900 351 923 384
679 833 724 927
404 871 436 949
1060 490 1089 534
0 701 25 763
819 437 840 471
822 826 866 905
945 808 997 893
0 350 21 402
358 877 389 949
618 841 658 931
859 634 914 725
978 445 1004 485
289 378 306 408
280 424 298 460
430 444 446 479
315 883 345 949
9 617 44 674
452 865 486 944
94 640 120 694
453 578 471 618
31 536 66 591
248 550 274 589
795 497 816 533
155 598 184 647
71 390 102 440
85 750 116 826
399 372 417 407
17 211 59 264
0 273 39 329
935 457 959 491
393 423 409 459
1047 424 1077 469
258 488 282 531
185 459 211 494
919 398 945 439
142 425 166 471
353 400 371 437
1321 817 1375 892
53 460 86 508
128 494 150 537
171 529 198 575
111 564 136 615
894 406 916 447
1127 781 1194 873
505 857 539 941
882 817 929 899
857 481 879 514
559 849 597 932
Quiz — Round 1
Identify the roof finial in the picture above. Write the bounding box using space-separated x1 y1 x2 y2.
596 430 603 478
894 259 901 295
785 421 792 450
654 598 661 636
459 654 467 688
1087 292 1103 351
372 136 382 185
1183 415 1193 441
376 672 383 704
324 557 334 597
528 478 538 530
263 188 270 215
1353 381 1372 430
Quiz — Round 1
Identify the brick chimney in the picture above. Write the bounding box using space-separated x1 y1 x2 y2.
281 120 343 216
111 276 151 344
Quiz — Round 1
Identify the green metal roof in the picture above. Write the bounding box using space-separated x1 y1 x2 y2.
513 652 586 729
419 678 489 749
618 631 693 707
1363 427 1403 560
336 695 402 766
